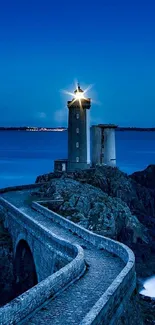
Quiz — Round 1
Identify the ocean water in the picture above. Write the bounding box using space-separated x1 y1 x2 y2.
140 276 155 298
0 130 155 188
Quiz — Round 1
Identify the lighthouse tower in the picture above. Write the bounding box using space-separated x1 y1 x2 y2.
67 84 91 172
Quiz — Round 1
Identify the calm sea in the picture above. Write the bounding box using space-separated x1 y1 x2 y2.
0 130 155 188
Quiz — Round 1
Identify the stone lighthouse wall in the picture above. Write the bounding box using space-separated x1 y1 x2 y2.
67 103 91 172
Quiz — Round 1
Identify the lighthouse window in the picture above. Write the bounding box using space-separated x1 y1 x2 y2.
76 128 79 134
76 142 79 148
76 157 79 162
76 113 79 119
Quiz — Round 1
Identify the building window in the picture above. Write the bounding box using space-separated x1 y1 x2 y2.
76 128 79 134
76 142 79 148
76 113 79 119
76 157 79 163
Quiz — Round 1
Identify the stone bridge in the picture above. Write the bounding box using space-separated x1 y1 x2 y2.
0 184 136 325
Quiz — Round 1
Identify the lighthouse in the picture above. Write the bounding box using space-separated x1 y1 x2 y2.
54 83 117 173
67 84 91 172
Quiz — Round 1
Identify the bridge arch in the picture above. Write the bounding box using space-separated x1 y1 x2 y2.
14 239 38 297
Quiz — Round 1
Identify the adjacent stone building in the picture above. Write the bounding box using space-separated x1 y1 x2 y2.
91 124 117 167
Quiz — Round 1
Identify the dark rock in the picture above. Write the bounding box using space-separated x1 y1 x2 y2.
71 166 155 222
35 172 62 183
116 291 144 325
36 177 148 243
36 166 155 223
139 294 155 325
130 165 155 189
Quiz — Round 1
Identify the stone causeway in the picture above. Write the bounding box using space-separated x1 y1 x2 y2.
0 184 136 325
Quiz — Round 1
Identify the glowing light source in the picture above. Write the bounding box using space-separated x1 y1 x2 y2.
74 84 84 99
61 82 93 109
74 90 85 100
62 82 93 100
73 84 85 107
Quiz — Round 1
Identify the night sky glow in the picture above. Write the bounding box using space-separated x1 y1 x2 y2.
0 0 155 127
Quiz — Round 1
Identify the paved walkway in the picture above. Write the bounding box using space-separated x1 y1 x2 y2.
2 190 125 325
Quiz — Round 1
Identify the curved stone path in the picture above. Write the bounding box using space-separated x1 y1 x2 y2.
2 190 125 325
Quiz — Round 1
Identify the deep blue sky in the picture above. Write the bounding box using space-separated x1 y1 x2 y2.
0 0 155 127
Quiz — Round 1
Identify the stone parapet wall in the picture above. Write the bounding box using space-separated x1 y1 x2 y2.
0 198 77 261
32 200 136 325
0 183 45 194
0 197 85 325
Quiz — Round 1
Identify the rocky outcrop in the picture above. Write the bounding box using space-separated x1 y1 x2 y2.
139 295 155 325
116 291 144 325
33 178 148 243
130 165 155 190
36 166 155 222
130 165 155 241
35 166 155 276
71 167 155 222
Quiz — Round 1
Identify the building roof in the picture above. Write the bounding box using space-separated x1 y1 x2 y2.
97 124 118 129
74 84 84 94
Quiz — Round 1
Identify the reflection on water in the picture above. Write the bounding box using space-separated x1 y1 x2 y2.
140 276 155 298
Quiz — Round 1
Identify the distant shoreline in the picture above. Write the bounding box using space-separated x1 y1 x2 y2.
0 127 67 132
117 127 155 131
0 127 155 132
